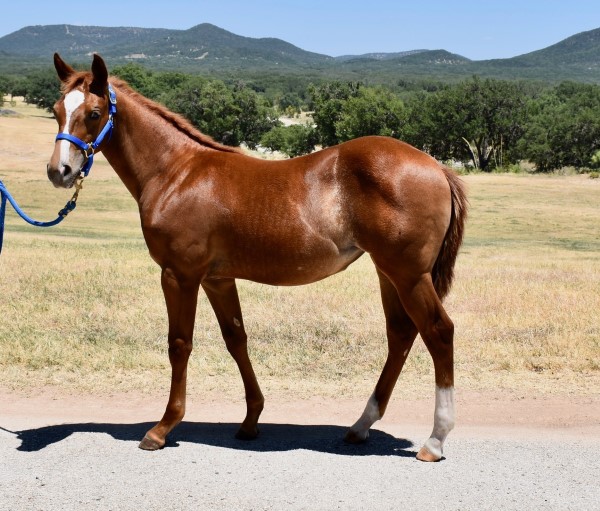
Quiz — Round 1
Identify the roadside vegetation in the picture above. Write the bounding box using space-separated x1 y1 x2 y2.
0 99 598 397
2 65 600 173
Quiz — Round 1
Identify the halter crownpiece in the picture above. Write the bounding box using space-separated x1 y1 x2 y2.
55 83 117 177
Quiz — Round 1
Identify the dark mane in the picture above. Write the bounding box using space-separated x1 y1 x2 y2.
110 78 241 154
63 72 241 154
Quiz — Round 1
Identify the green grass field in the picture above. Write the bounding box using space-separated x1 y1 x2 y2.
1 100 598 398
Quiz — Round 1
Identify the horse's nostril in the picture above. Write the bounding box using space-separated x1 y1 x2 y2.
63 165 72 176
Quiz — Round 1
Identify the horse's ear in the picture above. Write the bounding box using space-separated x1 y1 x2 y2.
91 53 108 89
54 53 75 82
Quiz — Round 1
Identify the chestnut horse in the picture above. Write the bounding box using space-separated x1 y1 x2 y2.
47 54 467 462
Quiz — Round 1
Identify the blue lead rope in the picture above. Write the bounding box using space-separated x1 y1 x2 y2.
0 83 117 255
0 178 83 254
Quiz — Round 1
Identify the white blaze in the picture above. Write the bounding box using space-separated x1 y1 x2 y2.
59 90 85 167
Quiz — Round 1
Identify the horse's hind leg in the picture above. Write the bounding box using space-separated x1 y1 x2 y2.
345 268 418 443
202 278 264 440
392 271 455 462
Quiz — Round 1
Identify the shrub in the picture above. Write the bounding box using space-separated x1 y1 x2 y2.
591 150 600 169
260 124 318 157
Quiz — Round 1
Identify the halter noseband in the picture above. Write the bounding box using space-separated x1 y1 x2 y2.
55 83 117 177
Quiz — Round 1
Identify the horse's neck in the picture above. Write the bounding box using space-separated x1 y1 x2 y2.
101 91 196 201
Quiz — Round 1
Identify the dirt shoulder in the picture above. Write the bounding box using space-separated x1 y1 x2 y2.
2 386 598 441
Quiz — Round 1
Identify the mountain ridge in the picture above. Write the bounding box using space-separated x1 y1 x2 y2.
1 23 599 82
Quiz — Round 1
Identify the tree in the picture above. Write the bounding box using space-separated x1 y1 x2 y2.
335 87 407 141
276 92 303 114
164 77 239 144
520 82 600 171
22 69 61 112
164 77 279 148
408 77 529 171
0 75 15 105
111 63 156 97
7 76 29 99
309 81 361 147
231 84 280 149
591 150 600 170
260 124 318 157
151 72 190 101
0 77 5 107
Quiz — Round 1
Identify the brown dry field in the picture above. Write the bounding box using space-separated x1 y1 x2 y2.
0 97 598 407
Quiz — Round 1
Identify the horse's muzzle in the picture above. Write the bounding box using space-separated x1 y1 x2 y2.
47 163 76 188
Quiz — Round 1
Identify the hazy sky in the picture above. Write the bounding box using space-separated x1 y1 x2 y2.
1 0 599 61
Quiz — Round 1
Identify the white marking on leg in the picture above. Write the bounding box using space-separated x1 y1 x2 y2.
233 317 241 327
349 392 381 441
60 90 85 166
422 386 455 459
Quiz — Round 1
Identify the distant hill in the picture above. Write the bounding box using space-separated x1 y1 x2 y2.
334 50 429 62
0 23 599 83
0 24 173 56
0 23 334 72
471 27 600 81
509 27 600 66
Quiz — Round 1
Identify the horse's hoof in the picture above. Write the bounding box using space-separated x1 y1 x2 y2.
139 434 164 451
416 446 441 462
344 429 369 444
235 427 259 440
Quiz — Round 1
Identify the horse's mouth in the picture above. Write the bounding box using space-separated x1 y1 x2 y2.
47 168 80 189
64 173 79 188
60 166 82 189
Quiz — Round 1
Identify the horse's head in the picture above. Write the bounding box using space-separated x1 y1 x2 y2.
47 53 112 188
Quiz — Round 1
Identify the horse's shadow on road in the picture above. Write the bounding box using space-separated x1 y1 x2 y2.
6 421 415 457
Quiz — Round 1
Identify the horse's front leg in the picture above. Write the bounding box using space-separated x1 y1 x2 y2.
139 268 199 450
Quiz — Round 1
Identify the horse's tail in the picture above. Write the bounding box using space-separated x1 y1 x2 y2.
432 167 468 301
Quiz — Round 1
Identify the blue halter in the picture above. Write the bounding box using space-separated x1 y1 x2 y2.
55 83 117 177
0 84 117 254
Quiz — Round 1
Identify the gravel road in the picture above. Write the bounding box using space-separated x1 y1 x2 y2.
1 391 598 510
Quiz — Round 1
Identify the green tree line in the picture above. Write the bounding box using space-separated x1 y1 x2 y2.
3 64 600 172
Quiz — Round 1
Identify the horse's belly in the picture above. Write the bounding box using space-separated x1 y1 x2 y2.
213 244 364 286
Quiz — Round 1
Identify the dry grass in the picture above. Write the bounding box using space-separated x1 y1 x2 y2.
1 98 598 398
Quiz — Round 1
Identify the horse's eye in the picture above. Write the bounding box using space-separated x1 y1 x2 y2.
90 111 101 120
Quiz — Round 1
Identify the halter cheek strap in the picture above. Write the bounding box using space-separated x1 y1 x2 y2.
55 83 117 177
